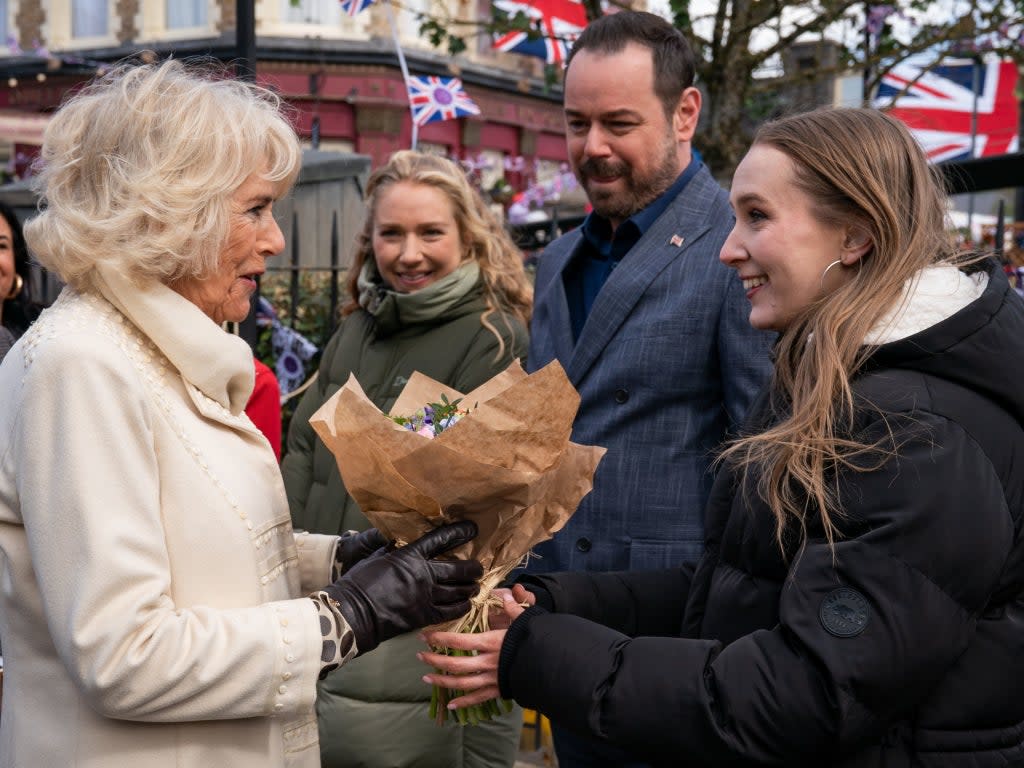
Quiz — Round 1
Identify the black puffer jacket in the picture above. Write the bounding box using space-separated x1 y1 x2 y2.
503 260 1024 767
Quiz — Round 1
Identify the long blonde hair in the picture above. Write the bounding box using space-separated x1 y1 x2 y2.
343 150 532 354
719 107 960 551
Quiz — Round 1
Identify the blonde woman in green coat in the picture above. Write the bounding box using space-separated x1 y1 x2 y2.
282 151 532 768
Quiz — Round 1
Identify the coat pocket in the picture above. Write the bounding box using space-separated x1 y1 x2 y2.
627 537 703 570
283 713 320 767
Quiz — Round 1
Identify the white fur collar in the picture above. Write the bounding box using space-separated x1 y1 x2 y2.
864 265 988 345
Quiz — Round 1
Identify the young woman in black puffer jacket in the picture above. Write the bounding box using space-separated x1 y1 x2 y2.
422 107 1024 768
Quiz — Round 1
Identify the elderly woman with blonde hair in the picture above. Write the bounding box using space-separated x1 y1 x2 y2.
0 60 483 768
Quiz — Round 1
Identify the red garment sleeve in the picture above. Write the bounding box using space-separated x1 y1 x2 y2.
246 358 282 461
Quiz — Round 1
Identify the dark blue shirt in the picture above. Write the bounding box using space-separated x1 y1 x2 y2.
564 159 702 342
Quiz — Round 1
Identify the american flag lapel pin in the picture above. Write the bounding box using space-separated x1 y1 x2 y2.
670 234 685 247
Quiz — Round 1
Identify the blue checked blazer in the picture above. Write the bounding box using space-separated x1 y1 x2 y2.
526 164 775 574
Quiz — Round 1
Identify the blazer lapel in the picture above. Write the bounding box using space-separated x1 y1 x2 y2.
535 231 582 368
567 167 722 383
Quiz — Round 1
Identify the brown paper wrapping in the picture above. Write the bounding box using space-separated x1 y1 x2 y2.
309 360 606 577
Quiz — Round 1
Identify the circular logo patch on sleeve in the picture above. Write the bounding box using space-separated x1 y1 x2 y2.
820 587 870 638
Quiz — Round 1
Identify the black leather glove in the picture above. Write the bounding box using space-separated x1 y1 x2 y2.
335 528 389 574
324 520 482 656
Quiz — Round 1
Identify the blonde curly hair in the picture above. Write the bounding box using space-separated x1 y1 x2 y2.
26 58 302 290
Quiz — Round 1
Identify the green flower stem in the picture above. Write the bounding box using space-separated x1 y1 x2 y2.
428 604 516 726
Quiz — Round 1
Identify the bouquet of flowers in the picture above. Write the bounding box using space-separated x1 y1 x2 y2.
309 360 605 725
390 393 471 438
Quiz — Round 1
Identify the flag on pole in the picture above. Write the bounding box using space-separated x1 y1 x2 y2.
875 57 1019 163
339 0 375 16
491 0 587 65
406 76 481 126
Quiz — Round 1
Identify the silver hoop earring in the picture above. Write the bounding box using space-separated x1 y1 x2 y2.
820 259 844 290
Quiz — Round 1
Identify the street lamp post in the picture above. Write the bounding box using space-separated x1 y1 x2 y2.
236 0 260 351
236 0 257 82
966 56 981 239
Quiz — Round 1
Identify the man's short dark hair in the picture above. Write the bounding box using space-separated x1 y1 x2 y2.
566 11 696 118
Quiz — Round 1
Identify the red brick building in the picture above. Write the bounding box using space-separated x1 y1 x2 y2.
0 0 573 193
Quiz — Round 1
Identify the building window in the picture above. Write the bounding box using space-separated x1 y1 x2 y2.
284 0 341 25
0 0 7 46
167 1 208 29
73 0 109 38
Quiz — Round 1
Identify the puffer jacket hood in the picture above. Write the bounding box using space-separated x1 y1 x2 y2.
867 259 1024 427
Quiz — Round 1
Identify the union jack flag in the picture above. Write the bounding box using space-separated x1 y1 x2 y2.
875 57 1019 163
406 76 481 127
491 0 587 65
339 0 375 16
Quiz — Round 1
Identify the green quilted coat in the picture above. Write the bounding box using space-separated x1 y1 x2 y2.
283 274 527 768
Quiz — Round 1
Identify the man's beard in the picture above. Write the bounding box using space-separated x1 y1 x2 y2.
575 132 681 222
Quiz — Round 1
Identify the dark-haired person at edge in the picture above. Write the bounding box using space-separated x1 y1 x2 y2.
0 60 482 768
517 10 774 766
422 106 1024 767
0 201 39 363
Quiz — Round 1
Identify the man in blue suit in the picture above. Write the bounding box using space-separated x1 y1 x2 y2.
524 11 775 766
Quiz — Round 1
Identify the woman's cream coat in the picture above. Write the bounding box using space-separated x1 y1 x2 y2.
0 264 343 767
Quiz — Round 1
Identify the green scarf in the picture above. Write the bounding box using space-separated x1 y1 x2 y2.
357 259 482 335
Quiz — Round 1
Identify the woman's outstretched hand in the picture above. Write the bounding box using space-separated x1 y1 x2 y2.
419 587 530 710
